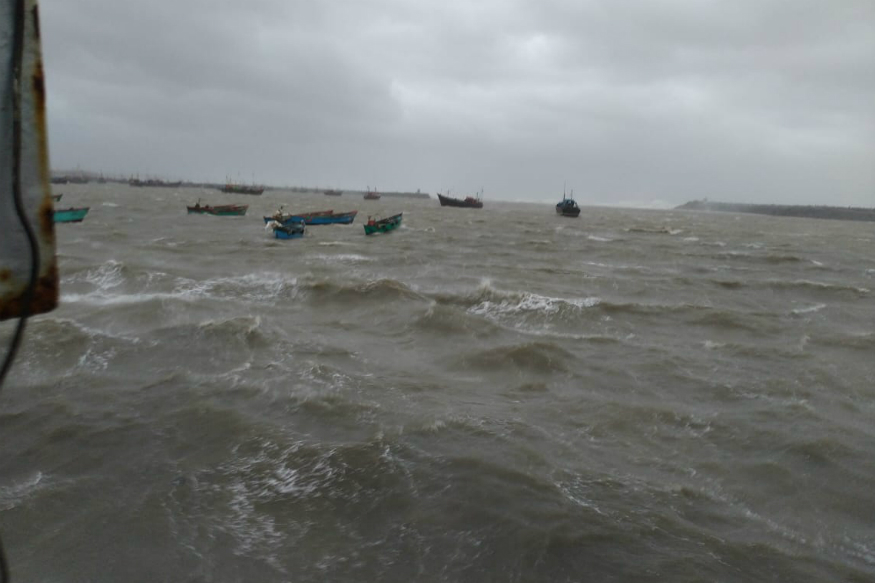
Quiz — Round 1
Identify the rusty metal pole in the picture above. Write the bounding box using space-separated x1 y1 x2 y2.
1 0 57 322
1 1 55 580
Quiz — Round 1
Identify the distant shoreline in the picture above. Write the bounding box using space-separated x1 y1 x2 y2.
676 200 875 222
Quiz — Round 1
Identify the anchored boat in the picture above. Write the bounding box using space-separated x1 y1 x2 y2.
555 191 580 217
437 191 483 209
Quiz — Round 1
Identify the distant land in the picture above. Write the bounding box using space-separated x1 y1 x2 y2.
50 170 431 200
676 200 875 222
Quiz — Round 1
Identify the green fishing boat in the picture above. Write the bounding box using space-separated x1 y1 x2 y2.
53 207 89 223
364 213 402 235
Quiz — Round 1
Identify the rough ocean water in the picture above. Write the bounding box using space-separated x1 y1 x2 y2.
1 184 874 582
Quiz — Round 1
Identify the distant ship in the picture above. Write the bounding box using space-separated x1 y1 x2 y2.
437 190 483 209
130 177 182 188
323 189 343 196
221 183 264 195
555 191 580 217
51 175 89 184
364 188 381 200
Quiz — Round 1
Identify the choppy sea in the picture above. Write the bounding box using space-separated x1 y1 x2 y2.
2 185 874 582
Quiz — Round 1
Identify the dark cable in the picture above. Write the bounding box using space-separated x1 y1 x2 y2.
1 1 42 580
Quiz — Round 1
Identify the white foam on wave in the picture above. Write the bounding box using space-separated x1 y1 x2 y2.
308 253 372 263
65 259 126 291
683 237 700 242
77 344 116 372
316 241 355 247
468 289 601 324
791 303 827 315
587 235 614 242
61 290 189 306
0 472 45 511
174 272 300 303
62 270 302 307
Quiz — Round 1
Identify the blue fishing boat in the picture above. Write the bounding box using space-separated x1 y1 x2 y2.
287 210 358 225
263 209 333 224
267 220 306 240
53 207 89 223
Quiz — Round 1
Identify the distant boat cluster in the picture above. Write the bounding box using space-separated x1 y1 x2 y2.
51 183 583 231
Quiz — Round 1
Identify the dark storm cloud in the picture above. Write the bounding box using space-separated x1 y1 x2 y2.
41 0 874 205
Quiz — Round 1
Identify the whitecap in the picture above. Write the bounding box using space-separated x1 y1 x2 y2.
791 303 826 315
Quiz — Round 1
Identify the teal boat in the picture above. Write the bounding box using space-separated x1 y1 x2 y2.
364 213 402 235
53 207 89 223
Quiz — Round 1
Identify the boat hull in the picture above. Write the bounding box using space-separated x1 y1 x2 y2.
53 207 89 223
286 211 358 225
188 204 248 216
555 198 580 217
437 193 483 208
221 185 264 195
273 224 305 239
556 206 580 217
263 210 334 224
364 213 402 235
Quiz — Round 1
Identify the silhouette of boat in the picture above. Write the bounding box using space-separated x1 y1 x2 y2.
437 191 483 209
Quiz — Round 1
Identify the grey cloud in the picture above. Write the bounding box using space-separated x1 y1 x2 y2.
41 0 874 205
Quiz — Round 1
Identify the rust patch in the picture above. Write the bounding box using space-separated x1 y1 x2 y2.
0 269 11 282
39 197 55 240
0 264 58 321
32 61 45 103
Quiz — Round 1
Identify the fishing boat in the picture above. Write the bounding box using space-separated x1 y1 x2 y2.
53 207 89 223
187 202 248 216
221 183 264 195
130 177 181 187
364 213 402 235
437 191 483 209
555 191 580 217
266 220 306 240
286 210 358 225
364 188 381 200
262 209 333 224
323 189 343 196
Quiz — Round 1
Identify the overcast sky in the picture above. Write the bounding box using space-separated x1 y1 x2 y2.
41 0 874 207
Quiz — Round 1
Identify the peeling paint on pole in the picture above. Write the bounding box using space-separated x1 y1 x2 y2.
1 0 57 320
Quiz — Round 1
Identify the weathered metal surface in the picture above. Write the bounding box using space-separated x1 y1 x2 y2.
0 0 57 320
